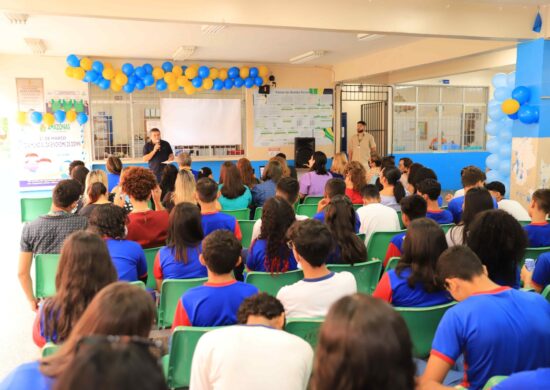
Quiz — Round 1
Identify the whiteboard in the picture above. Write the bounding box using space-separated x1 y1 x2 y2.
160 98 241 145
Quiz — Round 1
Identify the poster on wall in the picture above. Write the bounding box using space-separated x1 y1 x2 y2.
16 78 44 112
253 89 334 148
17 90 88 191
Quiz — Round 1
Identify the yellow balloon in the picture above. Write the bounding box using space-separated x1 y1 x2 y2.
43 113 55 127
103 62 113 69
203 78 214 90
66 110 77 122
111 82 122 92
184 85 196 95
501 98 520 115
17 111 27 125
73 67 85 80
80 57 92 71
218 68 228 81
209 68 219 79
102 67 115 80
168 83 178 92
172 66 183 77
185 67 198 79
164 72 176 84
177 76 188 87
65 67 75 78
115 73 128 86
258 65 269 78
189 64 199 70
240 67 250 78
152 67 165 80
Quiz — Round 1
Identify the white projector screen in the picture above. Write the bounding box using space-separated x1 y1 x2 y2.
160 98 242 145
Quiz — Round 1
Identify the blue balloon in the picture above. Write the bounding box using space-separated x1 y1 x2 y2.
99 79 111 90
123 83 135 93
488 99 501 110
506 72 516 89
511 86 531 105
84 70 99 83
486 154 500 170
228 67 240 79
162 61 173 72
128 75 139 85
143 74 155 87
244 77 254 88
498 142 512 158
181 65 187 73
54 110 66 123
500 127 513 142
135 66 146 78
76 112 88 125
66 54 80 67
508 113 518 120
30 111 42 124
249 67 259 78
494 87 510 101
518 104 537 124
143 63 153 74
92 61 104 73
486 170 502 183
213 79 224 91
532 106 539 123
224 79 234 89
234 77 244 87
122 63 134 76
135 80 145 90
192 77 203 88
255 76 263 87
492 73 508 88
93 76 104 86
498 159 511 177
488 106 506 121
156 79 167 91
485 121 499 136
198 66 210 79
503 118 514 131
486 137 500 154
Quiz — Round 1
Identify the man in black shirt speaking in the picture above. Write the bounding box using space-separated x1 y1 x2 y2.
142 128 174 182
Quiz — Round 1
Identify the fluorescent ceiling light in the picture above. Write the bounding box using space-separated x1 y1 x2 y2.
172 46 196 61
24 38 46 55
289 50 326 64
201 25 226 34
356 33 383 41
4 13 28 25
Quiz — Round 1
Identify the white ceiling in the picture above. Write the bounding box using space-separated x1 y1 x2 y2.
0 14 420 65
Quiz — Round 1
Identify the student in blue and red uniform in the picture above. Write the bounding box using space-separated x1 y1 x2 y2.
247 197 298 273
522 252 550 292
417 179 453 225
154 202 206 290
374 218 451 307
195 177 242 241
420 246 550 390
171 230 258 329
384 194 427 266
88 204 148 283
491 368 550 390
314 178 360 233
524 188 550 247
447 166 495 223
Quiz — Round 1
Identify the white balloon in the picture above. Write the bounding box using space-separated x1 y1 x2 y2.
506 72 516 89
492 73 508 88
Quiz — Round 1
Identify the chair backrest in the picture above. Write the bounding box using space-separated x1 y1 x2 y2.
303 196 323 205
238 220 256 249
143 247 162 290
41 342 60 358
440 223 455 233
295 204 318 218
366 230 406 262
253 207 262 220
327 260 382 294
157 278 208 328
519 220 531 226
245 270 304 296
164 326 220 389
129 280 146 289
396 211 406 229
385 256 400 272
356 233 366 242
542 285 550 303
35 254 61 298
523 247 550 267
285 317 324 349
20 197 52 222
221 208 250 220
482 376 508 390
395 302 456 358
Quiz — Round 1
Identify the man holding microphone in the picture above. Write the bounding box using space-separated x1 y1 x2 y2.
143 128 174 182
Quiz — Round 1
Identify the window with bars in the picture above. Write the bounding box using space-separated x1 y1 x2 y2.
392 85 488 153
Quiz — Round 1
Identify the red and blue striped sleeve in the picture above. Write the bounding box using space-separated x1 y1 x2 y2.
32 310 46 348
384 242 402 266
171 299 191 330
430 309 462 366
153 251 163 280
373 272 393 303
234 219 242 241
137 247 148 280
532 253 550 290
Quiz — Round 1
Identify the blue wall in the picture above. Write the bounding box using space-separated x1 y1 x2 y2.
393 151 489 191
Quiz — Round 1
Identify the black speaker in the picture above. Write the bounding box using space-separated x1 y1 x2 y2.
294 137 315 168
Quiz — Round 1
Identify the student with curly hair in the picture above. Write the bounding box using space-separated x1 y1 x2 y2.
344 161 367 204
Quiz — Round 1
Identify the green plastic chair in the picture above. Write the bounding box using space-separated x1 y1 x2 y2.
519 220 531 226
163 326 220 389
440 223 455 233
303 196 323 205
143 247 162 290
238 220 256 249
366 230 406 262
20 197 52 222
357 233 366 242
397 211 406 229
522 246 550 267
395 302 456 358
129 280 146 289
221 208 250 220
41 342 60 358
157 278 208 328
541 285 550 302
482 376 508 390
296 204 318 218
327 260 382 294
253 207 262 220
352 204 362 211
245 270 304 296
385 256 400 272
286 317 324 349
35 254 61 298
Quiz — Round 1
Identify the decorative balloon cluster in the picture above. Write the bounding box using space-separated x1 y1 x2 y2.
65 54 270 95
16 109 88 127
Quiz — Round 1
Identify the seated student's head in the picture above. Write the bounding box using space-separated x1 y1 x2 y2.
381 167 406 203
167 202 204 263
197 166 213 179
467 210 527 288
398 157 413 174
200 230 242 275
106 156 123 176
287 219 334 269
68 160 85 176
89 204 128 239
406 162 424 194
237 293 285 330
416 178 441 203
330 152 348 175
361 184 381 205
271 156 291 177
71 165 90 195
40 282 156 378
485 181 506 202
276 177 300 205
54 336 168 390
449 187 494 246
369 154 382 170
120 167 157 203
159 164 178 194
399 195 427 227
53 179 83 211
529 188 550 219
409 167 437 194
380 156 395 170
461 166 485 191
436 245 489 301
195 177 219 205
312 294 415 390
178 152 192 169
308 151 329 175
173 169 196 205
42 231 117 344
344 161 367 191
260 197 296 272
398 218 447 293
323 178 346 200
262 160 283 183
85 170 108 197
